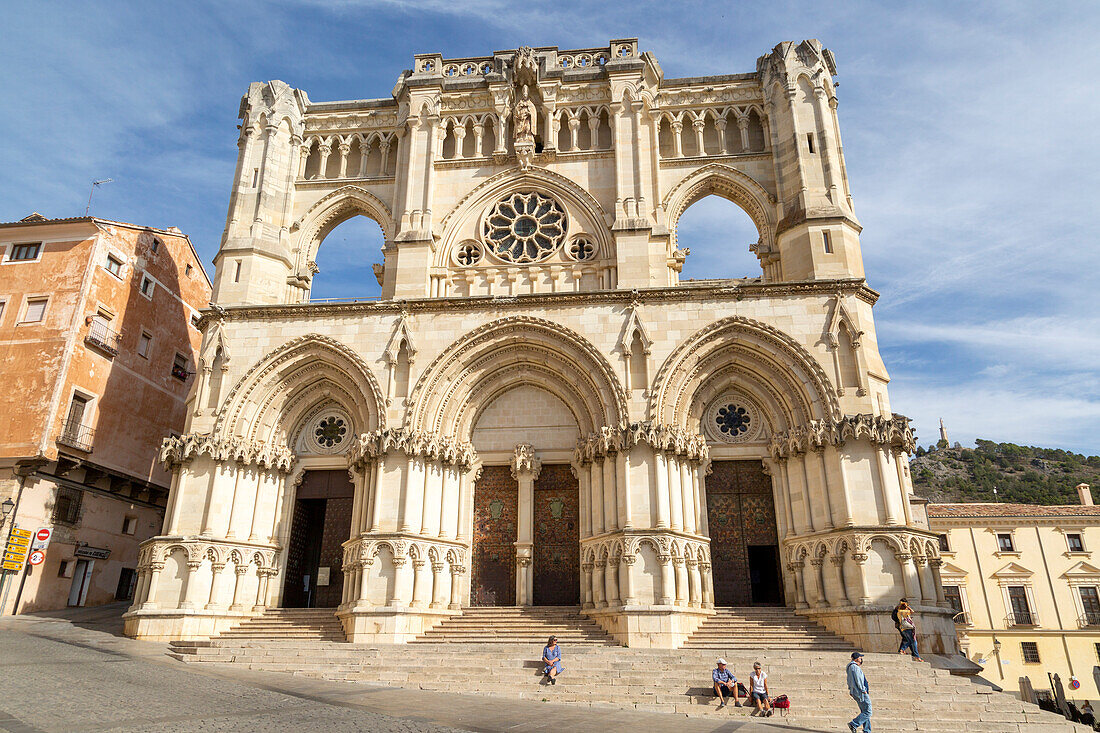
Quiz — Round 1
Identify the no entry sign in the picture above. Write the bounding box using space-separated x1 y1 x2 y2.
31 527 52 551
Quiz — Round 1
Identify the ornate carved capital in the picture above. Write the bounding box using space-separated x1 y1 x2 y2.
347 428 478 469
510 443 542 479
160 433 295 473
768 413 916 459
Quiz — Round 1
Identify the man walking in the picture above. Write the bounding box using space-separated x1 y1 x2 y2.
847 651 871 732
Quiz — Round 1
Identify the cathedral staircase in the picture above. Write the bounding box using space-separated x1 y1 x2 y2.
167 608 1089 731
209 608 346 642
681 606 851 651
409 606 618 645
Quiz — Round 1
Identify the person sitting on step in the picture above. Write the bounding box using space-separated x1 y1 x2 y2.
712 658 741 708
748 661 773 716
542 635 563 685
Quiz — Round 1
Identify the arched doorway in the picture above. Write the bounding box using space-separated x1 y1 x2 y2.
282 468 354 608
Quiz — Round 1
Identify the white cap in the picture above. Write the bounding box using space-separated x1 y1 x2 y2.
716 658 727 665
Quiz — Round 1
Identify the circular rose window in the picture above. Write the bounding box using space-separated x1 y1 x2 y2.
483 192 567 263
300 409 353 454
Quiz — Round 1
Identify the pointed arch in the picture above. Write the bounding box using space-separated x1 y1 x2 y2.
291 185 393 274
662 164 776 257
406 316 627 439
215 333 385 445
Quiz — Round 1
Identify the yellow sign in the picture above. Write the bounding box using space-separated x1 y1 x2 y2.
2 528 32 571
9 529 31 538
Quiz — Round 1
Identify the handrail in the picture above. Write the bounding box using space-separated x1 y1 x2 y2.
1005 612 1037 627
85 320 121 355
58 418 95 452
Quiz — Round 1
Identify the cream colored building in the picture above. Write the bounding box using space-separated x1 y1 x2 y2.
929 485 1100 701
122 39 960 654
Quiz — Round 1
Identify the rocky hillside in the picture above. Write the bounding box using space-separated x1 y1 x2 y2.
910 439 1100 504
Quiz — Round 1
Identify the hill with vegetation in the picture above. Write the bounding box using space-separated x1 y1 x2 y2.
910 439 1100 505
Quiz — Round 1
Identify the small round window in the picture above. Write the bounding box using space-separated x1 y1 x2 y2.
314 416 347 447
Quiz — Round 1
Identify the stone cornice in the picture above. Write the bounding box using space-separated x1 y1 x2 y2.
769 413 917 459
574 422 709 463
199 279 878 328
347 428 478 469
159 434 295 473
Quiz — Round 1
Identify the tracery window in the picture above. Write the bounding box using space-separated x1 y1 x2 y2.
566 236 596 261
715 404 751 437
483 192 567 263
314 415 347 448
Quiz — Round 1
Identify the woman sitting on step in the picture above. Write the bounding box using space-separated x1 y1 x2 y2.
542 636 563 685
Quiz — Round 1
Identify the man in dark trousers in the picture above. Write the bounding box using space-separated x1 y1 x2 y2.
847 651 871 732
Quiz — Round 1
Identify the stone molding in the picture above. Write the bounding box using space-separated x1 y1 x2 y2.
159 433 295 473
581 531 711 566
347 428 478 469
572 422 709 463
342 534 467 571
768 413 916 459
510 443 542 478
782 527 940 564
137 537 278 571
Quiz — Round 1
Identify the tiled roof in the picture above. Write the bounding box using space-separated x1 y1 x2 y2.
927 503 1100 518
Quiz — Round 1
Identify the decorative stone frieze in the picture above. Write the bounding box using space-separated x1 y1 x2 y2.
768 413 916 459
346 428 478 469
573 422 709 463
159 433 295 473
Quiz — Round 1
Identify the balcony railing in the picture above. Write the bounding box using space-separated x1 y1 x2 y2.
1079 612 1100 628
84 320 121 356
1005 611 1037 627
58 419 95 452
952 611 971 626
171 364 191 381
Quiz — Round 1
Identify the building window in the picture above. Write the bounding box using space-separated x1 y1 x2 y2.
1007 585 1034 625
21 297 48 323
806 133 816 154
139 275 155 298
1080 587 1100 626
1095 642 1100 663
58 560 70 577
0 300 6 322
997 533 1015 552
137 331 152 358
172 354 191 381
150 237 161 253
185 263 194 276
943 585 964 614
1021 641 1041 664
234 260 242 283
9 242 42 261
190 314 201 329
937 534 950 552
53 487 83 525
1067 533 1085 553
106 255 124 277
115 568 138 601
121 516 138 535
822 230 833 254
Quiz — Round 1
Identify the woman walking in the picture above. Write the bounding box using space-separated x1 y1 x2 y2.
542 635 564 684
897 601 925 662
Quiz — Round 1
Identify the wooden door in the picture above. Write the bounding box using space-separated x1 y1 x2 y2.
532 464 580 606
705 460 781 606
471 466 517 606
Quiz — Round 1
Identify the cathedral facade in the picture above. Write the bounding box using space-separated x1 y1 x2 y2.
123 39 958 653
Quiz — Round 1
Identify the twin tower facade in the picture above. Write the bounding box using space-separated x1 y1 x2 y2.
123 39 959 653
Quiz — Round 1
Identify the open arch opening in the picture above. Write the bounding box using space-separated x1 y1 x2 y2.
310 215 384 300
676 195 761 282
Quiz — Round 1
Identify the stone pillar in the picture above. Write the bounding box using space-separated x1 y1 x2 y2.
700 562 713 608
680 460 696 534
916 557 937 605
850 553 872 605
930 559 948 607
604 558 620 607
812 85 840 198
337 143 350 178
430 562 445 608
205 562 226 610
619 555 635 605
809 557 829 608
358 560 372 604
230 565 248 611
715 118 727 152
878 451 903 525
790 561 808 609
179 560 204 610
141 562 164 610
401 458 425 533
411 559 428 608
252 568 272 612
593 560 607 608
673 556 688 606
658 554 674 605
896 553 920 600
687 558 702 607
582 561 594 609
392 555 412 607
448 565 464 609
668 456 684 532
671 121 683 157
511 444 540 606
830 555 851 607
654 452 671 529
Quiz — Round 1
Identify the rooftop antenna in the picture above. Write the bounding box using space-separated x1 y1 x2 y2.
85 178 113 216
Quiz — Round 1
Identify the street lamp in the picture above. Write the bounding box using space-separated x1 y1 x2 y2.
1 498 13 519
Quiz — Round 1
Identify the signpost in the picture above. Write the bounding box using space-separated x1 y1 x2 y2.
1 528 31 572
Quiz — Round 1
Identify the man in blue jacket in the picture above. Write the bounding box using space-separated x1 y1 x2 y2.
847 651 871 732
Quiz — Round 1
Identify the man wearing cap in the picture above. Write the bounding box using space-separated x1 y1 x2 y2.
712 658 741 708
847 651 872 732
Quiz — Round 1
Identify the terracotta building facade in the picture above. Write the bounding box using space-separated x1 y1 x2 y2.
0 214 210 615
123 39 958 653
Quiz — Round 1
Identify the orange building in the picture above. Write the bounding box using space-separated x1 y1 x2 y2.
0 213 210 614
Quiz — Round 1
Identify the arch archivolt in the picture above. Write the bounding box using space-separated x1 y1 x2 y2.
662 163 776 254
782 532 940 565
650 316 839 432
144 539 276 571
291 185 393 276
216 333 385 446
406 316 627 440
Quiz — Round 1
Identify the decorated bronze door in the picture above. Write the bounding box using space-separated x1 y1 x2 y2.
705 460 783 606
282 469 354 608
532 464 580 606
471 465 517 606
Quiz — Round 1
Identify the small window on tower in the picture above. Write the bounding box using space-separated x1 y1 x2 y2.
140 275 155 298
252 168 259 187
150 237 160 253
806 133 816 154
234 260 242 283
822 230 833 254
137 331 152 358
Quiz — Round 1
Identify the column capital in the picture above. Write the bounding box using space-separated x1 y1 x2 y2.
510 443 542 480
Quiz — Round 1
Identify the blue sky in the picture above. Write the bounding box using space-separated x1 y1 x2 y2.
3 1 1098 454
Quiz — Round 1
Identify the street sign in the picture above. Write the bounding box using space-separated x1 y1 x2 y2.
2 528 32 572
27 550 45 566
31 527 52 551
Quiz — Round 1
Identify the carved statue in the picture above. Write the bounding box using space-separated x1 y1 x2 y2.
511 84 538 169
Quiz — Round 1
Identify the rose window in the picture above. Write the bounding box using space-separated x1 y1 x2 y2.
314 416 347 448
483 192 567 263
715 404 751 437
566 236 596 261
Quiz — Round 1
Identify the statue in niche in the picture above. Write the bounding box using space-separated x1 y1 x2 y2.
512 84 537 169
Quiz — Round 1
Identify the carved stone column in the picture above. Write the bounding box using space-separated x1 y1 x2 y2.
593 559 607 608
700 561 714 609
230 565 248 611
687 558 702 607
581 561 594 609
850 553 872 605
205 562 226 610
673 556 688 606
179 559 204 610
448 565 464 610
896 553 920 600
809 557 829 608
252 568 273 613
511 444 541 606
658 553 675 606
411 559 428 608
789 561 808 609
830 555 851 607
392 555 412 607
141 562 164 610
619 555 635 605
357 559 372 604
604 556 620 607
915 556 937 605
430 562 446 608
930 558 948 607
